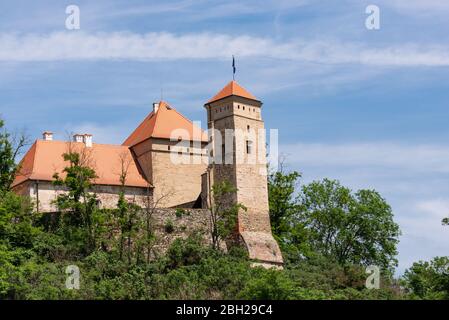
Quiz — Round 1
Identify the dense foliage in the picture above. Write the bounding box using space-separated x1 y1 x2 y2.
269 173 400 273
0 119 26 193
402 257 449 299
0 117 447 300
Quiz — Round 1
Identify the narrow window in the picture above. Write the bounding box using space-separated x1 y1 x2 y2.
221 143 226 164
246 140 253 154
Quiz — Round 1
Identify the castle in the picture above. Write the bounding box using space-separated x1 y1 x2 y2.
12 80 283 267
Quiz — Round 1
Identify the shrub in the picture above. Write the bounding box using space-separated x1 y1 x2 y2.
175 208 187 218
164 219 175 234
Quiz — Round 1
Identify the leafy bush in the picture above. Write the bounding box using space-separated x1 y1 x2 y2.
164 219 175 234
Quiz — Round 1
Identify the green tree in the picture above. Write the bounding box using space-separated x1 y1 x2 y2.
0 118 26 192
296 179 400 272
267 169 312 262
268 170 301 237
402 256 449 299
0 192 39 249
238 268 295 300
208 180 245 251
0 190 42 299
53 149 101 254
116 193 142 265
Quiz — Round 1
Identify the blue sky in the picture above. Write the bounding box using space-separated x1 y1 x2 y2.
1 0 449 274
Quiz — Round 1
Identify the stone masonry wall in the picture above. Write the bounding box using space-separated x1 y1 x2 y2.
132 138 208 208
205 96 284 266
21 181 151 212
148 208 212 258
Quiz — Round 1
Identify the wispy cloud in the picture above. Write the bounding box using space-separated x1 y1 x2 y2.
1 31 449 66
415 199 449 220
282 142 449 173
68 122 131 145
379 0 449 14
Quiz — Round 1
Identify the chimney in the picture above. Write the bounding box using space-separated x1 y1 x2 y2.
73 134 84 143
153 102 160 113
42 131 53 141
84 134 93 148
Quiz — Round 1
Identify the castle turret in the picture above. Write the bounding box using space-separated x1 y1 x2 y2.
204 81 283 268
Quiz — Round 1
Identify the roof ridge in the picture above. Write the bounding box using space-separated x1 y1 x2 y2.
122 110 155 146
154 103 206 141
169 107 206 141
29 140 39 178
150 103 163 135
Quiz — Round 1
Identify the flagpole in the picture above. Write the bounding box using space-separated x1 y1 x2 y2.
232 55 235 81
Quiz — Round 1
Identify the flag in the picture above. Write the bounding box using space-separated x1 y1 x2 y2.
232 56 236 79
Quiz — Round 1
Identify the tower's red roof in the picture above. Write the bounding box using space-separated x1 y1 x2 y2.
206 81 258 104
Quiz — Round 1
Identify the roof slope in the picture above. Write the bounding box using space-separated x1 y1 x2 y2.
123 101 208 146
206 80 258 104
13 140 150 188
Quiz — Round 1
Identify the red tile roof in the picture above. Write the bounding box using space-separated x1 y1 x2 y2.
123 101 208 146
13 140 150 188
206 80 258 104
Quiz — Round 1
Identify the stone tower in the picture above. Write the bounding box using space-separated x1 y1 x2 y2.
204 81 283 267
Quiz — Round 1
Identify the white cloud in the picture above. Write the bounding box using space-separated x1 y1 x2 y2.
281 142 449 173
1 31 449 66
415 199 449 220
66 122 131 145
380 0 449 14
